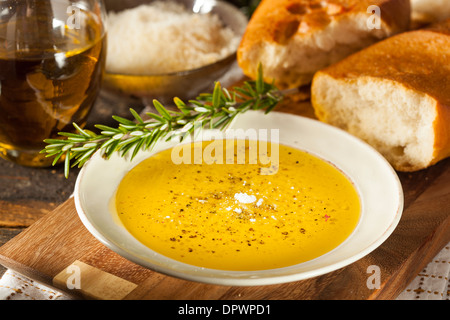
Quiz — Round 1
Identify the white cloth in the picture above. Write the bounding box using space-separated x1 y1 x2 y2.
1 242 449 300
396 242 450 300
0 270 73 300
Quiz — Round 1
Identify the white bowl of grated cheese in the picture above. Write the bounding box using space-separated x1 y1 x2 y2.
103 0 248 103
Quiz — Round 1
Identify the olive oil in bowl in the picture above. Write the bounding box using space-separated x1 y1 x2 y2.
115 140 361 271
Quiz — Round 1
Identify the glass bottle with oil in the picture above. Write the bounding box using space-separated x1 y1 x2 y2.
0 0 107 167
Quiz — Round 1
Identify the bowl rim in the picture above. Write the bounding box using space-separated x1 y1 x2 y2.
104 53 237 78
74 110 404 286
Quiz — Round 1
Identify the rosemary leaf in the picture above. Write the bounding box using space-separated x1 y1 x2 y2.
72 123 90 138
212 82 222 110
112 115 136 126
130 108 144 124
153 100 172 120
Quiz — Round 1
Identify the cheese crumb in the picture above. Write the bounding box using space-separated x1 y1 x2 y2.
234 192 257 204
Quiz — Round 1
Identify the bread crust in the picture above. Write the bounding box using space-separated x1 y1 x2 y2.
315 28 450 107
237 0 411 89
432 100 450 169
311 22 450 171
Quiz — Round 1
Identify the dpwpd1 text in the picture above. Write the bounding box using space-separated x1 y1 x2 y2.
177 303 270 317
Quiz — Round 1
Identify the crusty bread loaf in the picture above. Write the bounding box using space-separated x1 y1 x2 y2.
311 20 450 172
411 0 450 27
237 0 411 89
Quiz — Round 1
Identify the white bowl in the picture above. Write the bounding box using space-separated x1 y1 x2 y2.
74 111 404 286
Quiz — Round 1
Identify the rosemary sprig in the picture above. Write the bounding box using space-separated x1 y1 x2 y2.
42 65 286 178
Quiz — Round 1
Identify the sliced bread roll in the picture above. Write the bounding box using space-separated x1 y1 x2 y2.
411 0 450 27
311 21 450 172
237 0 411 89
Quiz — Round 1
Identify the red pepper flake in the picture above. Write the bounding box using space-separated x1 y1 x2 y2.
324 214 330 222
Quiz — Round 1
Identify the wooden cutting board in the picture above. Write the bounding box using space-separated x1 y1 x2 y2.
0 99 449 300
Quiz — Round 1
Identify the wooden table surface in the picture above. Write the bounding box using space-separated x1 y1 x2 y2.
0 91 145 278
1 85 449 300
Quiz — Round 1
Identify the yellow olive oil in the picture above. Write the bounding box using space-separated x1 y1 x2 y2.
115 140 361 271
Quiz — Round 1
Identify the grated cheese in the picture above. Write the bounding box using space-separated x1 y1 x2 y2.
106 1 240 74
